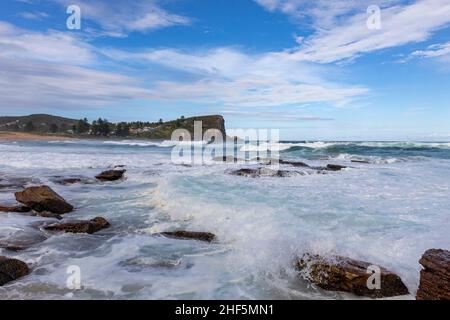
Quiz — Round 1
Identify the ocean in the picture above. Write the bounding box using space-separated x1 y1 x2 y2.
0 139 449 299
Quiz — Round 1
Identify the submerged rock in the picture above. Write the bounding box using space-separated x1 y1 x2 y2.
0 256 29 286
416 249 450 300
0 204 31 213
0 224 48 252
160 231 216 243
326 164 347 171
296 253 409 298
52 177 93 186
279 160 310 167
231 167 302 178
351 159 370 164
95 169 126 181
15 186 73 214
44 217 110 234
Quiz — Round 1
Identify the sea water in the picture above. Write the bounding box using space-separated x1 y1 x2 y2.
0 140 449 299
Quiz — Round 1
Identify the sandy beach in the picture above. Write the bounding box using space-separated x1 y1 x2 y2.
0 132 74 141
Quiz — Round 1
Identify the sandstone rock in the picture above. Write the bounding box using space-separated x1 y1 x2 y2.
296 253 409 298
161 231 216 243
95 169 126 181
15 186 73 214
0 256 29 286
0 204 31 213
44 217 110 234
416 249 450 300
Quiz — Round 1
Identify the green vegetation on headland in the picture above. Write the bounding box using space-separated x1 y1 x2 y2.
0 114 226 140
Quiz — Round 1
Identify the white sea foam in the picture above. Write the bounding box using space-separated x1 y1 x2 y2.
0 140 449 300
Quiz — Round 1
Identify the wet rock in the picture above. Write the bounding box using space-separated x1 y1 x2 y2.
0 204 31 213
296 253 409 298
161 231 216 243
44 217 110 234
351 160 370 164
15 186 73 214
0 256 29 286
35 212 63 220
416 249 450 300
280 160 310 167
95 169 126 181
0 227 48 251
326 164 347 171
231 167 302 178
52 177 88 185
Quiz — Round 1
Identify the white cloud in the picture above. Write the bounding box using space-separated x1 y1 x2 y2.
104 47 368 107
53 0 190 35
256 0 450 64
0 21 93 65
0 22 150 109
19 11 49 20
412 41 450 58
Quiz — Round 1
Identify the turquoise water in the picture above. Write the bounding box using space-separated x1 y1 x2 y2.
0 140 449 299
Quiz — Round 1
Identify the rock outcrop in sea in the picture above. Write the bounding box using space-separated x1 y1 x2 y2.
416 248 450 300
296 253 409 298
44 217 111 234
95 169 126 181
161 231 216 243
15 186 73 214
0 256 29 286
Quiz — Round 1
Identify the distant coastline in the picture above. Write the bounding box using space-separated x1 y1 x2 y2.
0 131 76 141
0 114 226 141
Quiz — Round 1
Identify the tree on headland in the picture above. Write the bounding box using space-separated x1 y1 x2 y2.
49 123 59 133
115 122 130 137
158 119 163 124
91 118 111 136
75 118 90 134
24 121 35 132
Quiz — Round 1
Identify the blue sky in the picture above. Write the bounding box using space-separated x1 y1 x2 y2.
0 0 449 140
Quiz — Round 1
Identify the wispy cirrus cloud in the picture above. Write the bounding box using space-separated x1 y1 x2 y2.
52 0 190 36
256 0 450 64
18 11 49 20
412 41 450 58
103 47 369 107
0 21 150 109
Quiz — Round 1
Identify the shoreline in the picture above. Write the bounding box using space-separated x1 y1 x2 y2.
0 132 75 141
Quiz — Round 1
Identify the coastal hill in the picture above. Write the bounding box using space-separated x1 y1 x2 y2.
0 114 226 140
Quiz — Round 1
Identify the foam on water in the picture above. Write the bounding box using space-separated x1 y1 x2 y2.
0 140 449 299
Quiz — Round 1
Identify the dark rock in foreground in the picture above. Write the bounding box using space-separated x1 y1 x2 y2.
15 186 73 214
231 167 302 178
0 256 29 286
44 217 110 234
296 253 409 298
0 204 31 213
95 169 126 181
416 249 450 300
161 231 216 243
